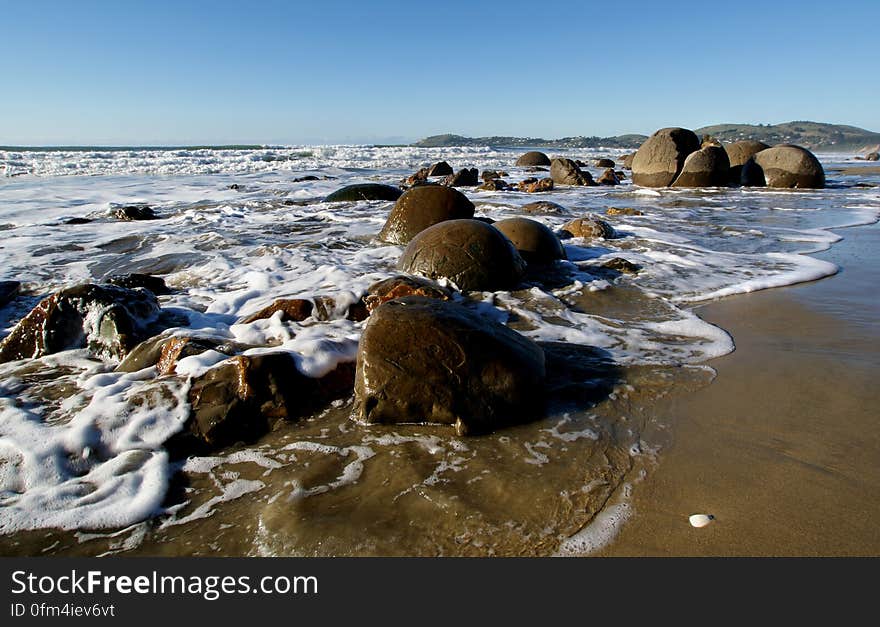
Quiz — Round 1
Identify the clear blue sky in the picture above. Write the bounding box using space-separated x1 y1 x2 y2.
1 0 877 145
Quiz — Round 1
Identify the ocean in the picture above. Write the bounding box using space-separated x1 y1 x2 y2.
0 145 878 556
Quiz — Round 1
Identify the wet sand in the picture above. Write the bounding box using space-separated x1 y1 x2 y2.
599 221 880 556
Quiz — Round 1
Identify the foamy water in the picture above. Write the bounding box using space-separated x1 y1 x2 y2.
1 145 878 553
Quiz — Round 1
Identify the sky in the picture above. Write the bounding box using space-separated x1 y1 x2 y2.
1 0 878 145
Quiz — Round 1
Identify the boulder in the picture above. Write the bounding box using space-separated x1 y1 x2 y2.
725 140 770 184
106 273 171 295
517 177 554 193
0 283 163 363
403 168 430 186
622 153 636 170
741 144 825 189
671 145 731 187
606 206 643 216
550 158 596 186
443 168 479 187
601 258 640 274
560 216 615 239
116 333 247 374
184 353 355 450
481 170 504 181
112 205 158 221
594 158 616 168
515 151 552 167
397 219 526 291
324 183 404 203
0 281 21 307
428 161 454 176
378 185 475 244
492 217 566 264
363 275 454 313
477 178 509 191
352 297 546 435
866 152 879 161
596 168 620 185
631 127 701 187
239 298 314 324
522 200 567 215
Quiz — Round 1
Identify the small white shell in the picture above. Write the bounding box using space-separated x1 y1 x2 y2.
689 513 714 528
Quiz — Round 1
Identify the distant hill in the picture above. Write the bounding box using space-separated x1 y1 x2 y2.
414 122 880 153
413 133 648 149
695 121 880 152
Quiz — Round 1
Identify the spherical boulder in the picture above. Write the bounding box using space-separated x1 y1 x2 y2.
672 145 731 187
515 151 551 166
550 158 595 186
559 215 615 239
631 127 701 187
594 158 616 168
724 140 770 184
493 217 567 264
397 219 525 291
352 296 546 435
741 144 825 189
324 183 404 203
378 185 475 244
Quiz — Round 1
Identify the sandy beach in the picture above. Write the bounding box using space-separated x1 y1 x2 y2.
599 220 880 556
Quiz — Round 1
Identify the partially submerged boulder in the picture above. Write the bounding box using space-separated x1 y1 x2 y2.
492 217 566 264
596 168 620 185
397 219 526 291
477 178 509 191
631 127 701 187
672 145 731 187
239 298 314 324
106 273 171 295
112 205 158 221
725 140 770 184
515 151 551 166
116 333 247 374
428 161 454 176
560 216 615 239
363 275 454 313
522 200 567 215
741 144 825 189
550 158 595 186
184 353 355 450
443 168 479 187
517 177 554 193
352 296 546 435
378 185 475 245
0 283 163 363
324 183 404 203
606 206 643 216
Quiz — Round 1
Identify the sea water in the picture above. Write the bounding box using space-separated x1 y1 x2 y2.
0 145 878 555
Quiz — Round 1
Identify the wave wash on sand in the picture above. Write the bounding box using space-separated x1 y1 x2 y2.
0 145 878 556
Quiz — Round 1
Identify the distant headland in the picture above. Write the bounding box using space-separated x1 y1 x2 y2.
413 121 880 152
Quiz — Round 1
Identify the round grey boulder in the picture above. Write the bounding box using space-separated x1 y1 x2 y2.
397 219 525 291
379 185 475 244
631 127 700 187
324 183 404 203
493 217 567 264
725 140 770 184
550 158 595 186
741 144 825 189
352 296 546 435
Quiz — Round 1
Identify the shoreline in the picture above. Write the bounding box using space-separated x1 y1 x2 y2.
597 220 880 556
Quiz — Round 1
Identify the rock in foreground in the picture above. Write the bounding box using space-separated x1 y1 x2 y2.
352 297 546 435
493 217 566 264
0 283 163 363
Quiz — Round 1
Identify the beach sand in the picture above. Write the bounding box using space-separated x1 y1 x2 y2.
598 220 880 556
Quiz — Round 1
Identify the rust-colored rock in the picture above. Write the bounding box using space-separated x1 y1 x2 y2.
596 168 620 185
363 275 453 313
517 177 554 193
239 298 314 324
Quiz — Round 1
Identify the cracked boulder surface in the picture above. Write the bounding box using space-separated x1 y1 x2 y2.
379 185 475 244
352 296 546 436
0 283 164 363
363 275 453 313
397 219 525 291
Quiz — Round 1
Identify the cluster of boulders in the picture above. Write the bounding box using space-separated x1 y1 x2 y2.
631 127 825 188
